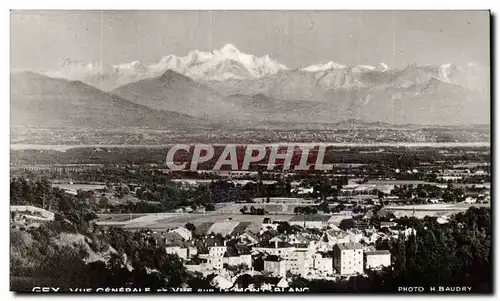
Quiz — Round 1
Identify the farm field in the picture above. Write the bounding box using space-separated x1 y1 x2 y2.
97 214 147 223
94 201 488 234
95 208 355 235
135 213 296 229
96 210 297 233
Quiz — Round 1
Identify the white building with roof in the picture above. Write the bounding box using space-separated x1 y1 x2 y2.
223 245 253 267
464 197 477 204
313 253 333 276
364 250 391 270
165 245 188 260
322 230 351 247
253 241 295 259
346 229 363 243
294 187 314 195
288 243 315 276
264 255 287 277
169 227 192 241
198 254 224 270
237 231 259 245
196 239 228 270
208 243 227 257
333 242 364 276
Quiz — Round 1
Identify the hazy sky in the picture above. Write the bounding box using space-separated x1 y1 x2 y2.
11 10 490 70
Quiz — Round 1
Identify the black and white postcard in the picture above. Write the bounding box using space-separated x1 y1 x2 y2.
9 10 492 294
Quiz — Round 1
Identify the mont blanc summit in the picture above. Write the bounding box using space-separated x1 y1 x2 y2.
153 43 289 81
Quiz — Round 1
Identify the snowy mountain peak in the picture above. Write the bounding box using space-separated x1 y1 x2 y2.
301 61 393 73
356 65 376 71
113 61 148 75
439 63 459 83
188 50 213 61
379 63 391 72
441 63 455 68
214 44 247 62
150 44 289 81
220 43 240 54
159 54 175 63
59 58 102 70
115 60 142 69
301 61 346 72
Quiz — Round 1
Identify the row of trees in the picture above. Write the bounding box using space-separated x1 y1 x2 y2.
390 183 466 203
240 206 266 215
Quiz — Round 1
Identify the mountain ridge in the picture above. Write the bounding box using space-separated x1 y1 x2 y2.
38 43 486 92
10 71 200 128
110 70 489 126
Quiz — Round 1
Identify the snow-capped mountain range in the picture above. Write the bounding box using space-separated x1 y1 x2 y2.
41 43 480 91
46 44 288 89
153 44 288 80
12 43 489 127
